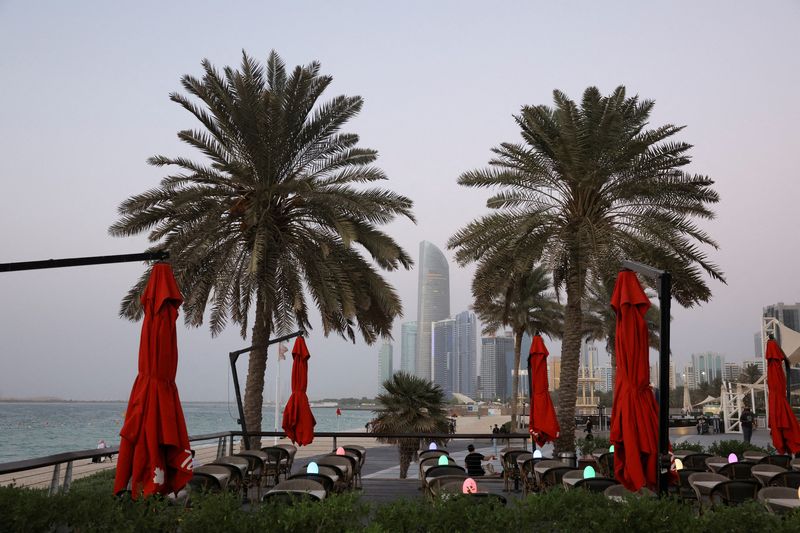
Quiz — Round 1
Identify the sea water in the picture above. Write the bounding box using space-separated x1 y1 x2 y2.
0 402 373 463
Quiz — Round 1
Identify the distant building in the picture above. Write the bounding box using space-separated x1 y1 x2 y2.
691 352 724 385
400 321 417 375
415 241 450 381
754 332 763 359
763 302 800 348
480 334 514 400
378 342 393 390
723 362 742 382
432 318 455 396
597 366 613 392
454 310 478 397
548 356 561 391
684 365 697 390
504 332 532 400
742 358 765 376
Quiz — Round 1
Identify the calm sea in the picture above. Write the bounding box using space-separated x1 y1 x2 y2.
0 402 373 463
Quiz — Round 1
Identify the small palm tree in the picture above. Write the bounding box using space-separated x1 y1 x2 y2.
741 364 762 384
371 372 450 478
472 262 562 426
109 51 414 444
449 86 724 452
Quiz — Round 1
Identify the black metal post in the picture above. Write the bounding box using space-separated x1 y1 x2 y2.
228 329 305 450
0 251 168 272
658 271 672 496
786 359 792 405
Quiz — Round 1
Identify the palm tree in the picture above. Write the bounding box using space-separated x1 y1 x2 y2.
471 261 562 427
109 51 414 444
371 372 450 478
449 86 724 452
742 364 762 384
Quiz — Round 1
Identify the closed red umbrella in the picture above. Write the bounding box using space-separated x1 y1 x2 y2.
282 337 316 446
610 271 659 492
113 263 192 497
528 335 560 447
766 339 800 454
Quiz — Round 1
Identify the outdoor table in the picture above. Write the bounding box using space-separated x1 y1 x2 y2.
743 451 767 462
706 462 727 473
790 459 800 472
193 465 231 490
265 488 326 501
562 470 584 488
534 463 553 475
673 450 692 459
751 465 786 486
767 498 800 511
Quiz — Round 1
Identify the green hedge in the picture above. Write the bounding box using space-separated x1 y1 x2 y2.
2 471 800 533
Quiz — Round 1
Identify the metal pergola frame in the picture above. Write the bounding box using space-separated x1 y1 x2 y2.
621 259 671 496
228 329 305 450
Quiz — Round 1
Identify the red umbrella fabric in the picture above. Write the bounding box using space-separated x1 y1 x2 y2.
610 271 659 492
766 339 800 454
113 263 192 497
528 335 560 447
282 337 316 446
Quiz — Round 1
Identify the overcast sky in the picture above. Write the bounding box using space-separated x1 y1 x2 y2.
1 1 798 401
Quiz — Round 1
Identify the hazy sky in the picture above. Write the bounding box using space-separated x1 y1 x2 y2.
1 1 798 401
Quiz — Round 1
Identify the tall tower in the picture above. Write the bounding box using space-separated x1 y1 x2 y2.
454 310 478 397
415 241 450 381
432 318 456 396
378 342 393 391
400 321 417 375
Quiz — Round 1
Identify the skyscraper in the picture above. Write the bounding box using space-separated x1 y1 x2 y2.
480 334 514 400
691 352 724 385
454 310 478 398
400 321 417 375
763 302 800 347
432 318 455 396
415 241 450 381
378 342 393 390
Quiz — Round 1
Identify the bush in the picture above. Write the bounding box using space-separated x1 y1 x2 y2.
672 441 705 453
706 440 772 459
576 436 611 457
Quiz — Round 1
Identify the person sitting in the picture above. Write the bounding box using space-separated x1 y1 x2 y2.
465 444 496 476
93 439 112 463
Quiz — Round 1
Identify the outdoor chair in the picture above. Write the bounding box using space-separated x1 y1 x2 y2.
533 460 567 488
573 477 618 493
520 458 539 495
208 461 245 495
708 479 760 506
188 471 224 494
261 446 291 484
759 455 793 469
419 456 456 486
677 469 704 503
715 461 755 480
687 472 729 505
767 471 800 489
193 464 233 492
541 467 578 491
301 464 342 492
427 474 469 500
758 486 800 514
424 465 467 489
703 455 728 472
419 449 449 462
592 447 610 457
262 479 326 504
287 473 335 495
597 452 615 479
343 445 367 472
234 450 270 499
317 456 354 489
338 450 363 488
501 449 532 492
274 443 298 473
790 458 800 471
682 453 712 471
604 484 655 501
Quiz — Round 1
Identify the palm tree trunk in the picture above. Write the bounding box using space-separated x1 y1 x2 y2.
510 329 523 428
555 258 586 454
399 440 416 479
243 294 270 449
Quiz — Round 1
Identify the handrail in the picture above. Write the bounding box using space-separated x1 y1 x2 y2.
0 430 528 476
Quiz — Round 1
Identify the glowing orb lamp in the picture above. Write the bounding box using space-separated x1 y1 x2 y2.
438 455 449 466
462 478 477 494
609 445 614 453
583 465 596 479
307 462 319 474
728 453 738 463
336 447 346 456
429 442 438 450
533 450 543 459
674 458 684 471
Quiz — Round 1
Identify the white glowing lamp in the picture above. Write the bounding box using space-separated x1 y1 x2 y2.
583 465 596 479
336 447 346 456
429 442 437 450
463 478 477 494
728 453 738 463
307 462 319 474
674 458 684 471
533 449 542 459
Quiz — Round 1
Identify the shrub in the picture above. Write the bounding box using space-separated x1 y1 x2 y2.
576 436 611 457
706 440 771 459
672 441 705 453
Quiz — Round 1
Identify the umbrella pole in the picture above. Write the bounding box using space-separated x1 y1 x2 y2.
657 272 672 496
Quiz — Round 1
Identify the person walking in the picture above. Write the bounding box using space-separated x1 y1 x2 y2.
741 406 756 444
